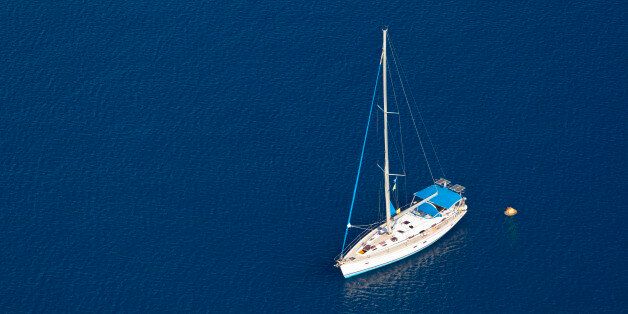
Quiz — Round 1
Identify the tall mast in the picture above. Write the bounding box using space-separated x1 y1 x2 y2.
382 28 392 234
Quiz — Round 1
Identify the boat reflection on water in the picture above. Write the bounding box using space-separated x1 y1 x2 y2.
503 214 518 247
342 226 468 299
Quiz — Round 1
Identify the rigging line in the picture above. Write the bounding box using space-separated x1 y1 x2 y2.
387 65 407 176
376 92 380 167
350 218 387 230
387 34 435 182
387 61 409 203
350 224 376 229
388 36 447 179
394 68 409 203
386 72 407 185
341 59 382 256
378 181 382 221
350 225 374 230
351 221 382 228
387 117 404 176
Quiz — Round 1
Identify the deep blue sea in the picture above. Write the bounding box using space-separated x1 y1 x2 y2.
1 1 626 312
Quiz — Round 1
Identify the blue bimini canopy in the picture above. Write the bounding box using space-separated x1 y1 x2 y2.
414 184 462 209
417 202 440 217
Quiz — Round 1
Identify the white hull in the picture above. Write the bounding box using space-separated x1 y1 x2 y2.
339 208 466 278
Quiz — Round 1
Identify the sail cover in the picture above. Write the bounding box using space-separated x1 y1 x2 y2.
414 184 462 209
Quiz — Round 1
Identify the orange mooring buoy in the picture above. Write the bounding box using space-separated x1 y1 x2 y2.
505 207 518 216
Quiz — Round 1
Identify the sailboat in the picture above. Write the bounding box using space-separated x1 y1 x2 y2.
335 28 468 278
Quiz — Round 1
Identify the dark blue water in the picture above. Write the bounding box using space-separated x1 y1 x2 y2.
1 1 626 312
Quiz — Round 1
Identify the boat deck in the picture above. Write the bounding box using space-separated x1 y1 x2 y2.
343 208 448 262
